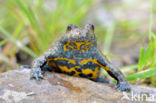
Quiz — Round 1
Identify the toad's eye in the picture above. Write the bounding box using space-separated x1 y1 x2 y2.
85 24 94 32
67 24 77 31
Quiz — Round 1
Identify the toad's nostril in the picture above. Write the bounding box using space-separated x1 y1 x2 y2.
85 24 94 31
67 24 77 31
72 31 80 37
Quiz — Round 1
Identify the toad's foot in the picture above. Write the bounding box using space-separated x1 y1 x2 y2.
30 68 44 81
116 82 131 92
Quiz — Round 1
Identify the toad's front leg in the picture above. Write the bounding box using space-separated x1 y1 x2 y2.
30 48 59 81
96 52 131 92
30 56 47 81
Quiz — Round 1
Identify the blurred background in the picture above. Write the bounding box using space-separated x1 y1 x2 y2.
0 0 156 87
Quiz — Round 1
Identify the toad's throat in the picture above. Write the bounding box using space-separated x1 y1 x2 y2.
63 41 94 52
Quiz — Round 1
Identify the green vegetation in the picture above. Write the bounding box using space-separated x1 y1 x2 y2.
0 0 94 71
122 0 156 86
0 0 155 86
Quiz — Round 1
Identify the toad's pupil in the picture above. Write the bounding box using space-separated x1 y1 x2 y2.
67 24 77 31
67 25 72 31
90 24 94 30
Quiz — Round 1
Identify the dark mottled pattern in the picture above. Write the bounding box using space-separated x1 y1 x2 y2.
48 57 101 79
76 68 82 72
64 71 76 76
79 73 88 78
87 73 93 77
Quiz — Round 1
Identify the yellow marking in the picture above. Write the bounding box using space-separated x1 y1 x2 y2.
58 65 98 79
80 59 97 65
64 41 76 51
63 41 93 52
104 66 110 71
80 59 110 71
64 42 76 51
82 68 93 74
81 67 99 79
75 66 80 68
63 45 68 51
58 65 79 76
47 57 110 79
92 67 99 79
47 57 76 65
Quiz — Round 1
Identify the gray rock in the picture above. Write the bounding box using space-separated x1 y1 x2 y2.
0 69 156 103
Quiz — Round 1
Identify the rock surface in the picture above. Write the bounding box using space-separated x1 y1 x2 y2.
0 69 156 103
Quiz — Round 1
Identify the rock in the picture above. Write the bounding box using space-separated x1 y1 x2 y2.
0 69 156 103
